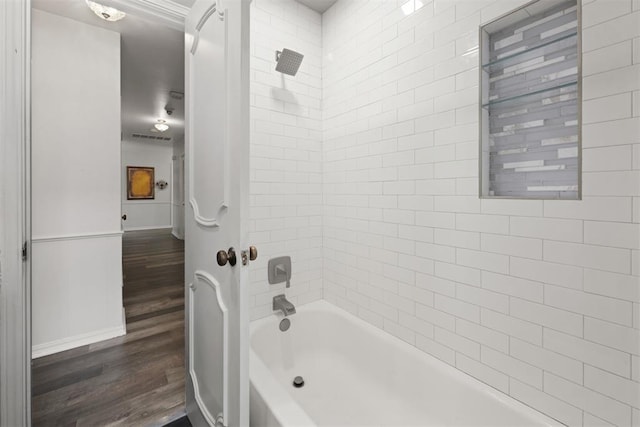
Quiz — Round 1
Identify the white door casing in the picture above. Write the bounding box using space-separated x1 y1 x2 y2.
184 0 250 426
0 0 31 425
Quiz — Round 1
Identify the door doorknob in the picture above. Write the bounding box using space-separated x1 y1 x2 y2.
121 214 127 220
216 247 237 267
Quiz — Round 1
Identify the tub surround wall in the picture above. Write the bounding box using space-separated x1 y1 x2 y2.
249 0 324 319
322 0 640 426
250 0 639 424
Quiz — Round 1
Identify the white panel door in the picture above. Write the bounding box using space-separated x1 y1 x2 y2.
184 0 250 426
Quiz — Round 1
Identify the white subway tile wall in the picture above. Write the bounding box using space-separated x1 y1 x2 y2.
249 0 324 319
322 0 640 425
250 0 640 425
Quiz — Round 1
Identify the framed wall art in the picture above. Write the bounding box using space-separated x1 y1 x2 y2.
127 166 155 200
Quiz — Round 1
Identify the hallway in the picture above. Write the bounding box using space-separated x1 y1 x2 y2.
32 229 186 426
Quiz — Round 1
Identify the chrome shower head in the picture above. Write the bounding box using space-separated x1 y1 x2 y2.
275 48 304 76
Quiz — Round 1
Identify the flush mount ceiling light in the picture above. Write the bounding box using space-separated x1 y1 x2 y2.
85 0 126 22
154 120 169 132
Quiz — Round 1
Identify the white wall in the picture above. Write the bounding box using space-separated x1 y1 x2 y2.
121 140 173 231
31 9 125 356
249 0 324 319
322 1 640 426
172 137 185 240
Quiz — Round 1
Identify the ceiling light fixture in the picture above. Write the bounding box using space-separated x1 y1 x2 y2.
154 120 169 132
85 0 126 22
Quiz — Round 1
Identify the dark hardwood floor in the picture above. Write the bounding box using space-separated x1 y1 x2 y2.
32 229 186 427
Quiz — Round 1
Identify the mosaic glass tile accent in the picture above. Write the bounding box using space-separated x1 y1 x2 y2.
481 0 580 199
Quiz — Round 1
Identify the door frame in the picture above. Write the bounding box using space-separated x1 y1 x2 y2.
0 1 192 424
0 0 31 424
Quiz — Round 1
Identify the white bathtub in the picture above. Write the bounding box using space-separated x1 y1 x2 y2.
250 300 560 427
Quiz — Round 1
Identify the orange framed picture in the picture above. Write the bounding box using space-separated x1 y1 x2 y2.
127 166 155 200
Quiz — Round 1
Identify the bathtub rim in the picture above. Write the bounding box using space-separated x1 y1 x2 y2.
250 299 561 427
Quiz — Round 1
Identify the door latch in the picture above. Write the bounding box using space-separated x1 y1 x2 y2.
241 246 258 265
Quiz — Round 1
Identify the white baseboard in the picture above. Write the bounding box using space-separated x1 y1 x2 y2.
171 229 184 240
123 225 172 232
32 321 126 359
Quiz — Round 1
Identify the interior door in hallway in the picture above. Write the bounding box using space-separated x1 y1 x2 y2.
184 0 250 426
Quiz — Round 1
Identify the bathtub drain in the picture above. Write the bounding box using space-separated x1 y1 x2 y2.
293 376 305 388
279 318 291 331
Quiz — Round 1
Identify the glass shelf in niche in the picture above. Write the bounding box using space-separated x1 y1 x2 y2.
482 32 578 74
482 81 577 109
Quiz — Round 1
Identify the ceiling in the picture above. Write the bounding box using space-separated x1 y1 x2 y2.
297 0 338 13
32 0 185 144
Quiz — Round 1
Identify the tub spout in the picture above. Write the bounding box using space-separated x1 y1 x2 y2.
273 294 296 316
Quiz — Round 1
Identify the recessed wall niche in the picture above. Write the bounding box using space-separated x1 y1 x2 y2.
480 0 581 199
